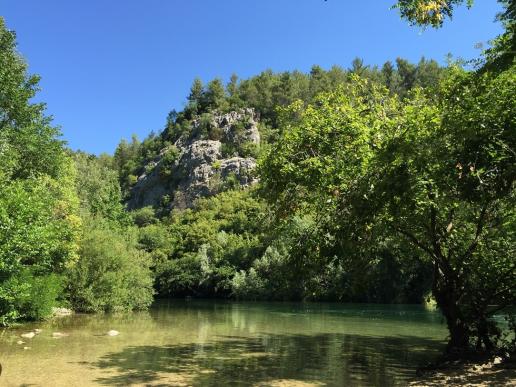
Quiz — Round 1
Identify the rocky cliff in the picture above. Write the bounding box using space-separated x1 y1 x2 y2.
128 109 260 210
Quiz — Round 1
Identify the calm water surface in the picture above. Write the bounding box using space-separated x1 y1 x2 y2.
0 301 448 386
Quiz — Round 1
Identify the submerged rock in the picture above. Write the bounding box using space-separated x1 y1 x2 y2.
106 330 120 336
52 332 69 338
20 332 35 339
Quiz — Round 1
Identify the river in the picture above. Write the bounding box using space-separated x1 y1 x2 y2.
0 300 448 386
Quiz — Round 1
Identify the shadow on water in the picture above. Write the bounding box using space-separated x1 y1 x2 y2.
90 333 445 386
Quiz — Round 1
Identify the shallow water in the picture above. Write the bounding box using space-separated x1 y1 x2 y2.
0 300 448 386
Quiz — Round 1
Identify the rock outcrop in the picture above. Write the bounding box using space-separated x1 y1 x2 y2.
128 109 260 210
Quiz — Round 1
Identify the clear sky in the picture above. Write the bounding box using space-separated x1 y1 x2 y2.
1 0 503 155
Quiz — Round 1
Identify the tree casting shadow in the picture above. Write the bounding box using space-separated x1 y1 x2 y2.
88 332 450 386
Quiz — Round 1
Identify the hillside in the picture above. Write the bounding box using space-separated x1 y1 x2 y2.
128 109 260 210
115 58 446 213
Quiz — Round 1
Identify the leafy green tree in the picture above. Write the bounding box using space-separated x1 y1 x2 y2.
227 73 243 110
132 206 158 227
415 57 443 88
155 190 266 297
259 70 515 353
185 77 204 117
349 57 369 77
396 58 417 97
67 217 154 313
74 152 126 222
0 17 80 325
0 18 42 131
203 78 229 111
309 65 331 99
394 0 515 71
394 0 474 27
113 135 142 196
381 61 401 94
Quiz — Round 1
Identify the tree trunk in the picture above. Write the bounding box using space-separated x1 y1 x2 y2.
432 262 470 354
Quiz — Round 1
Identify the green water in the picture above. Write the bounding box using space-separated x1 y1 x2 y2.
0 301 448 386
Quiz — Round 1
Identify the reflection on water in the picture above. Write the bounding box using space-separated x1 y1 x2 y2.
0 301 447 386
93 333 443 386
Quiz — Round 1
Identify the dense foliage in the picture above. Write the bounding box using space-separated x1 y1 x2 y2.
260 70 515 353
0 18 80 325
67 216 153 313
0 0 514 361
151 190 266 298
0 19 153 323
68 153 154 313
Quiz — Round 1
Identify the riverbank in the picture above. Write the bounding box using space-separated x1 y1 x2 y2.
409 358 516 386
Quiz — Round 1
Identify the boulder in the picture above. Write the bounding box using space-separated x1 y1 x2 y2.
52 307 73 317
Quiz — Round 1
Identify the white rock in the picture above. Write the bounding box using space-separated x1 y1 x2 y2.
51 307 73 317
21 332 35 339
493 356 502 365
107 330 120 336
33 329 42 334
16 340 25 345
23 346 30 350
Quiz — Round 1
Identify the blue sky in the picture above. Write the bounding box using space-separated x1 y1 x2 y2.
1 0 503 154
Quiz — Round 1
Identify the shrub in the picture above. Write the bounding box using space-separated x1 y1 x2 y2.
239 141 260 158
132 206 157 227
154 190 266 297
0 171 80 325
231 269 266 300
159 146 180 178
221 142 238 158
67 218 154 313
231 245 294 300
16 270 64 321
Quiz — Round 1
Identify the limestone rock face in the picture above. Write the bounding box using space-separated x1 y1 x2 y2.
220 157 257 185
216 108 261 145
128 109 260 210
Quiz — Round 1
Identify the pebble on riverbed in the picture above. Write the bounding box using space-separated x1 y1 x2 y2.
20 332 35 339
52 332 69 338
16 340 25 345
106 330 120 336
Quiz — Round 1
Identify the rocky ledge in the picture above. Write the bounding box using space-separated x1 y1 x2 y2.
128 109 260 210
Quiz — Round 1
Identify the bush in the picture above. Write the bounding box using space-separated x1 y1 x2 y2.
154 190 266 297
67 218 154 313
221 142 238 158
231 245 296 300
138 223 173 268
159 146 180 178
16 270 64 321
132 206 157 227
239 141 260 158
231 268 266 300
0 172 80 325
